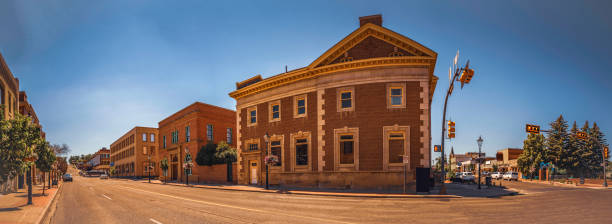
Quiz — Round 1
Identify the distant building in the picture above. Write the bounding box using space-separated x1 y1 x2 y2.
229 15 438 190
496 148 523 172
110 127 159 177
449 147 486 172
88 148 110 173
156 102 236 184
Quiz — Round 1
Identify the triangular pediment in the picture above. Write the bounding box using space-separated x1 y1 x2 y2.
308 23 437 68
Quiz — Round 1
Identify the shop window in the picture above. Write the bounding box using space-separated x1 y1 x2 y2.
389 132 405 164
339 135 354 164
270 141 282 166
295 138 308 166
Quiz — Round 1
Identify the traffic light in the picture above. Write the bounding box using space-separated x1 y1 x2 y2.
604 146 609 159
577 131 587 140
447 120 455 139
434 145 441 152
526 124 540 134
459 67 474 84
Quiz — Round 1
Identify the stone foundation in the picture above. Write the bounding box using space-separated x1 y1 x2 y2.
269 171 415 191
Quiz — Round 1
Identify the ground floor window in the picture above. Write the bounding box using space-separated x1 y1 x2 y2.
389 132 404 164
295 138 308 166
339 135 354 164
270 140 282 166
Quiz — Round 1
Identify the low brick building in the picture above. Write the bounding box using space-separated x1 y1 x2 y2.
229 15 438 190
110 127 159 177
156 102 236 184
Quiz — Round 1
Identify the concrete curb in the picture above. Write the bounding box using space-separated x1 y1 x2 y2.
144 181 463 199
36 183 63 224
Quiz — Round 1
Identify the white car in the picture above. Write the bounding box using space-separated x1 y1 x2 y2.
100 174 109 179
491 172 503 179
459 172 475 183
503 172 519 181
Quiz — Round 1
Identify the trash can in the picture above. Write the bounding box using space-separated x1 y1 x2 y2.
485 176 492 186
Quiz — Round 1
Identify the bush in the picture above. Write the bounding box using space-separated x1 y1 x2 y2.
195 142 223 166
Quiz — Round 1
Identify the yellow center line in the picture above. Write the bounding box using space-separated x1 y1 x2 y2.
116 185 355 224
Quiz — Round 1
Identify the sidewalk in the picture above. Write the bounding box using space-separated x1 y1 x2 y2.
0 183 61 224
132 179 516 198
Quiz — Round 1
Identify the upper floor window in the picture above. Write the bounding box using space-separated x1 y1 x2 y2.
294 95 307 118
269 101 280 122
248 143 258 151
207 124 213 141
341 92 352 109
337 87 355 112
163 136 167 148
248 107 257 126
387 83 406 108
150 134 155 142
142 133 147 142
226 128 232 144
186 126 191 142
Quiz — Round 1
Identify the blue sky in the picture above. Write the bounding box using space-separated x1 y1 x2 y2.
1 0 610 158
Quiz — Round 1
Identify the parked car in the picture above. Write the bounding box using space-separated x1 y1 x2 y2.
63 174 73 182
491 172 503 179
481 171 490 177
100 174 109 179
459 172 475 183
503 172 519 181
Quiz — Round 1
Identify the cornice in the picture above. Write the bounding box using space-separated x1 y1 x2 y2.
230 57 435 99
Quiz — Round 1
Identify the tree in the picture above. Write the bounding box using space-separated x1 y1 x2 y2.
588 122 608 177
56 157 68 176
35 141 56 195
196 142 219 166
160 158 168 184
518 133 545 179
0 114 44 193
51 144 71 156
545 115 569 169
215 142 237 182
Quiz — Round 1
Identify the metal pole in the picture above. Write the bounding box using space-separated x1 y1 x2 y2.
440 69 459 184
266 142 269 190
148 157 151 183
478 144 482 189
604 152 608 187
27 166 32 205
403 163 406 194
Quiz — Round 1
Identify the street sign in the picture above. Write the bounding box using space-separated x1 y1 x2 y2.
110 162 114 167
526 124 540 134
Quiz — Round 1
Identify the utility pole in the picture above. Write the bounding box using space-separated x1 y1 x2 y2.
603 146 608 187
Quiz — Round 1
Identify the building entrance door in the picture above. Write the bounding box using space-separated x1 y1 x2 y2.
171 164 178 181
249 161 258 185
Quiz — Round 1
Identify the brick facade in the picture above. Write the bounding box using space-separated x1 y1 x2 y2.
110 127 159 177
156 102 236 184
230 15 438 190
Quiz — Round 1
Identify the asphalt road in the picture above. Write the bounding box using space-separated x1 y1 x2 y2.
49 175 612 224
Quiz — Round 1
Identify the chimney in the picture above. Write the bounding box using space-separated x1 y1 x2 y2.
359 14 382 27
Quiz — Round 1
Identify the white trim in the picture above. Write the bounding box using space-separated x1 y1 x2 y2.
333 127 359 171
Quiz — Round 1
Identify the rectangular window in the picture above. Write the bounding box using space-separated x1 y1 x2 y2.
341 91 352 109
271 104 280 120
248 107 257 125
389 133 404 164
390 88 402 106
339 135 354 164
150 134 155 142
295 138 308 166
142 133 147 142
227 128 232 144
163 136 166 148
248 143 259 151
270 141 282 166
207 124 213 141
186 126 190 142
297 99 306 115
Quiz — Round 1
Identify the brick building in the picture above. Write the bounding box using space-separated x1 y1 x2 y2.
1 52 22 191
18 91 46 187
156 102 236 184
87 148 110 174
229 15 438 190
110 127 159 177
496 148 523 172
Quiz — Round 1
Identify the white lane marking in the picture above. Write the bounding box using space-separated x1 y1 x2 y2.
102 194 112 200
118 186 353 224
149 218 163 224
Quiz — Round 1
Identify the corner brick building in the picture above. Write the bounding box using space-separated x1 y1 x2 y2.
156 102 237 184
229 15 438 190
110 127 159 177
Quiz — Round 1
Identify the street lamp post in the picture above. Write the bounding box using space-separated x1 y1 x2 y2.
185 147 190 186
263 133 269 190
477 136 483 190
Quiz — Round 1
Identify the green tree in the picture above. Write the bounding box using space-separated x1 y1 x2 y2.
56 157 68 176
215 142 237 182
588 122 608 177
0 114 44 193
196 142 219 166
35 141 56 195
518 133 545 179
545 115 569 169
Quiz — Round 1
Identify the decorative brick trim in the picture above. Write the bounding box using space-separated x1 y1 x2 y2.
419 81 430 167
317 89 325 171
